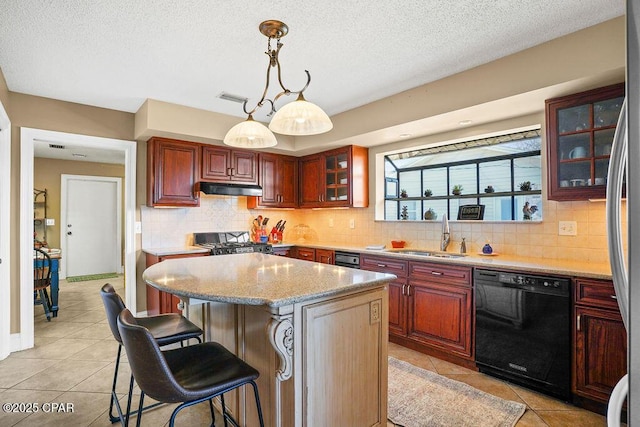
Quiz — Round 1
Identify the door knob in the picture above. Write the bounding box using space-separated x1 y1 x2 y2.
67 231 72 235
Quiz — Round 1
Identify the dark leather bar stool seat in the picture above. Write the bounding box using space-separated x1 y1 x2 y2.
100 283 203 425
118 308 264 427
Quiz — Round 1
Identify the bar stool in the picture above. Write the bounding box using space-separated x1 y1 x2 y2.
100 283 203 425
118 308 264 427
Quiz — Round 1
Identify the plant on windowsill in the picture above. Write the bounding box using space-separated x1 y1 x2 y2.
484 185 495 193
424 189 432 197
400 189 408 198
423 208 437 220
519 181 532 191
452 185 463 196
400 205 409 220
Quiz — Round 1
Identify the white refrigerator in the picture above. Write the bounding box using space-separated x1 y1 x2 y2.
607 2 638 425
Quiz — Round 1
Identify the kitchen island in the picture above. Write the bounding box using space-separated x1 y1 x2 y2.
142 253 395 427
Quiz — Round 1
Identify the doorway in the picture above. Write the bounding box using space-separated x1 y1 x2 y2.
61 175 122 278
0 100 10 360
19 128 136 351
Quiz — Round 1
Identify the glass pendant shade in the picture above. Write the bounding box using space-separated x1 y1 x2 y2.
223 116 278 148
269 94 333 136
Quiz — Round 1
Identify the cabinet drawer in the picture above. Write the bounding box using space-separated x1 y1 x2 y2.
297 247 316 261
409 261 471 287
361 255 408 277
574 278 619 309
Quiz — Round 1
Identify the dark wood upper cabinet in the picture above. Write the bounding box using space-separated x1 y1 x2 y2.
546 83 624 201
147 137 200 207
298 145 369 208
247 152 298 208
201 145 258 184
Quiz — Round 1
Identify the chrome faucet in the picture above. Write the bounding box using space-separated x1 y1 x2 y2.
440 213 450 252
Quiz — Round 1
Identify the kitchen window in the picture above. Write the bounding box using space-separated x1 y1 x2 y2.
384 129 542 221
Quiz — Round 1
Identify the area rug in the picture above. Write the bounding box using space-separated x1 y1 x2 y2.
388 357 526 427
66 273 119 282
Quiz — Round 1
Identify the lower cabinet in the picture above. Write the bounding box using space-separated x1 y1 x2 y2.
145 252 208 314
573 278 627 406
360 255 473 366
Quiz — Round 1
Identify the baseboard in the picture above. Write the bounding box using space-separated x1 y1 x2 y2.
10 332 28 353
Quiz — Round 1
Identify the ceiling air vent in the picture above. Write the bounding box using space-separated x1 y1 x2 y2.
217 92 248 104
48 144 65 149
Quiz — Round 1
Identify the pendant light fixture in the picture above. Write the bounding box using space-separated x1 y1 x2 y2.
223 20 333 148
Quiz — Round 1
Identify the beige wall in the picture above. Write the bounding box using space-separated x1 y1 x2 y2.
33 158 125 250
0 68 8 108
8 92 134 333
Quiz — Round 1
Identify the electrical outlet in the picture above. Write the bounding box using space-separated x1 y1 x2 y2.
45 218 55 226
329 218 334 227
558 221 577 236
349 219 355 229
135 221 142 234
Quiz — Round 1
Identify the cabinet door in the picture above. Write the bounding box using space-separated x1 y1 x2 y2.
230 150 258 183
147 137 200 207
407 279 473 358
546 83 624 201
315 249 334 264
298 155 324 207
249 153 299 208
302 288 387 426
279 155 299 207
388 278 408 337
573 305 627 402
322 147 351 207
201 146 232 181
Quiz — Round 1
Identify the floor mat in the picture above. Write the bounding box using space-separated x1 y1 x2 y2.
66 273 119 282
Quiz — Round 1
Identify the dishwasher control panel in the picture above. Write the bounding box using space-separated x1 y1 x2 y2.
475 269 570 296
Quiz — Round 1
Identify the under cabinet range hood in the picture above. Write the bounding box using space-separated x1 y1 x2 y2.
196 182 263 197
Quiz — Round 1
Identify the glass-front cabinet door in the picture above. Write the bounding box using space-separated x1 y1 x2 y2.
324 149 350 205
546 83 624 201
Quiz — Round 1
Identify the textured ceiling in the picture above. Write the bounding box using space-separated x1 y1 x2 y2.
0 0 624 127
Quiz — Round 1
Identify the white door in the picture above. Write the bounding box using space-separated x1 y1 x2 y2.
61 175 121 277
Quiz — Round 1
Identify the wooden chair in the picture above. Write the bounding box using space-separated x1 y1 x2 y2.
33 248 53 321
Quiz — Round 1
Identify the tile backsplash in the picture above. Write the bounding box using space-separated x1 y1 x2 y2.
141 196 624 263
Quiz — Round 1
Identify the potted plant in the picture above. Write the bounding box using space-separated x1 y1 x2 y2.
423 208 437 220
400 189 408 198
452 185 463 196
519 181 532 191
423 189 432 197
400 205 409 220
484 185 495 193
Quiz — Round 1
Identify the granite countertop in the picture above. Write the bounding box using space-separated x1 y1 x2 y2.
290 242 613 280
142 253 396 307
142 246 210 256
143 242 613 280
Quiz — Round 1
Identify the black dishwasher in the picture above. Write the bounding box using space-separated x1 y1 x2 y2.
474 269 571 401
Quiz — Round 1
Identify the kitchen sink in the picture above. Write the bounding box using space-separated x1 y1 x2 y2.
386 249 467 259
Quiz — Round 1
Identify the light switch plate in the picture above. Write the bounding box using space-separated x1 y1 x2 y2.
328 218 334 227
135 221 142 234
558 221 577 236
349 219 355 229
45 218 55 226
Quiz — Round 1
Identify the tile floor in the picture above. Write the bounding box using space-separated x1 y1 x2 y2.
0 275 609 426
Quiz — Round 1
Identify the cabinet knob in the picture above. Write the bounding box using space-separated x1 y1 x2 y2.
431 271 443 276
576 314 581 331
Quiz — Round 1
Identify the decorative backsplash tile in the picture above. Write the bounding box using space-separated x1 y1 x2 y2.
141 196 624 263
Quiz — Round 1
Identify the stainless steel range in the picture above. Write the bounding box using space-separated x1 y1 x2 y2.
193 231 272 256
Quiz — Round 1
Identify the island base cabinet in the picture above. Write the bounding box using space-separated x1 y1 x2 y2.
300 288 388 426
186 286 388 427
